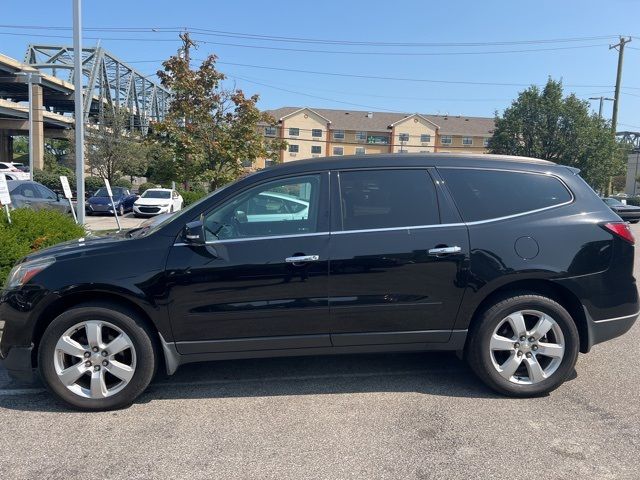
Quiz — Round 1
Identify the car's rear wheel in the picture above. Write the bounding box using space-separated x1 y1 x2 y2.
467 293 579 397
38 303 157 410
117 204 124 216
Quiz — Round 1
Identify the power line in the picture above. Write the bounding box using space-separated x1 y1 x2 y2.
0 24 619 47
215 60 616 89
0 30 610 56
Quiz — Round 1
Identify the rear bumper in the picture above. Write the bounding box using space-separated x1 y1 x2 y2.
585 310 639 350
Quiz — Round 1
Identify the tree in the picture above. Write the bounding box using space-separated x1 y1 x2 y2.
488 79 625 192
151 50 284 190
86 110 146 182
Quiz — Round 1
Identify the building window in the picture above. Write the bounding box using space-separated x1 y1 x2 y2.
289 128 299 136
399 133 409 142
483 137 490 147
333 130 345 140
289 144 299 153
241 159 253 167
420 134 431 143
311 145 322 154
355 131 367 141
367 134 389 145
264 126 277 137
333 146 344 156
462 137 473 145
441 135 452 145
265 159 276 168
312 129 322 138
355 147 366 155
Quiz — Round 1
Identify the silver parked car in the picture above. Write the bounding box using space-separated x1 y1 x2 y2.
7 180 72 214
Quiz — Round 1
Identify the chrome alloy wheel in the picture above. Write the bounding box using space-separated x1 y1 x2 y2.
489 309 565 385
53 320 137 399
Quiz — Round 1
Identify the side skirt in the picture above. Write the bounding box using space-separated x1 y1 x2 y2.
158 330 468 376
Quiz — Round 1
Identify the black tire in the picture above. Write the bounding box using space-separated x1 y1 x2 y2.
117 204 125 216
38 303 157 411
466 293 579 397
630 220 639 224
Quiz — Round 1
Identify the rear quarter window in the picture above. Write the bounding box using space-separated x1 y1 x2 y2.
439 168 572 222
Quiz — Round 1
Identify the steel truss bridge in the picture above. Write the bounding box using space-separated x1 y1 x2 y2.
25 44 171 135
617 131 640 153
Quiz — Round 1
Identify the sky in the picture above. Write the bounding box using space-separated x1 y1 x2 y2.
1 0 639 129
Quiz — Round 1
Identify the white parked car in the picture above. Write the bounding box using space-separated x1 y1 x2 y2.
0 162 29 180
133 188 183 217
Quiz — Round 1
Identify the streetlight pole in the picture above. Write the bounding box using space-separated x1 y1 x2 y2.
73 0 85 224
16 72 41 180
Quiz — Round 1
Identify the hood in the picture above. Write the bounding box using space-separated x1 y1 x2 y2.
24 234 128 262
88 195 122 205
135 197 172 206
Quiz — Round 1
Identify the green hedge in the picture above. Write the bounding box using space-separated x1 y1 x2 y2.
179 189 208 207
625 197 640 207
32 171 107 197
0 209 85 285
137 182 158 194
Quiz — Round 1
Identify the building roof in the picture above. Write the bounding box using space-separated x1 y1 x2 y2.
265 106 495 136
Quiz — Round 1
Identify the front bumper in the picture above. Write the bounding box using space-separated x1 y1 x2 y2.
133 204 170 216
0 344 35 382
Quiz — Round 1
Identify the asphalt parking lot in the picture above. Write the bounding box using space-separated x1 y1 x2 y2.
1 227 640 479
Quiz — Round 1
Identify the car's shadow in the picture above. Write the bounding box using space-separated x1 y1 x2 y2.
0 352 577 412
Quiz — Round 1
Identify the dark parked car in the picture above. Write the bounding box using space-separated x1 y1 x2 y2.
1 154 638 410
86 187 138 216
7 180 72 214
603 197 640 223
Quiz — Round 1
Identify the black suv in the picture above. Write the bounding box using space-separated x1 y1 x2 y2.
1 154 637 410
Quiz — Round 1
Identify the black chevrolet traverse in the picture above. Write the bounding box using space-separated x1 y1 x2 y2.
1 153 637 410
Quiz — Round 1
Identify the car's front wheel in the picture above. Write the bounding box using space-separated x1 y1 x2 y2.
38 303 157 410
467 293 579 397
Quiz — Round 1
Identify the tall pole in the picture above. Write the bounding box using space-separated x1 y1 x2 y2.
588 96 615 119
73 0 85 224
610 36 632 132
27 73 34 181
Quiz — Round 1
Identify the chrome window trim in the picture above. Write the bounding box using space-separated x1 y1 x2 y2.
174 231 331 246
332 223 465 235
437 166 575 224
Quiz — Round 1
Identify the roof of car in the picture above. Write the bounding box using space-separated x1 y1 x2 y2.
255 153 555 178
144 188 173 192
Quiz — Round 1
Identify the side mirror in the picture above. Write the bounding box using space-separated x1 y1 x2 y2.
183 220 206 245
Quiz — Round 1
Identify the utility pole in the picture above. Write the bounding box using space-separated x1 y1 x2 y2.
609 36 632 132
73 0 85 224
179 31 196 66
588 96 615 119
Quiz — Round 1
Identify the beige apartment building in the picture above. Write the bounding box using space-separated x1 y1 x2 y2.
255 106 495 169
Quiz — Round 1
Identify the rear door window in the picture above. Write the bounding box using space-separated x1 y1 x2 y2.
439 168 572 222
338 169 439 230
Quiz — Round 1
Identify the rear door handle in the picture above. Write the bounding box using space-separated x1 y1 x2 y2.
285 255 320 263
428 246 462 255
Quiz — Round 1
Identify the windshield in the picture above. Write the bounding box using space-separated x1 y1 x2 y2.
93 187 123 197
127 184 230 239
604 198 623 206
142 190 171 199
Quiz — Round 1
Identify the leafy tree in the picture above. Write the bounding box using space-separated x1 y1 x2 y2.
488 79 625 193
151 51 284 190
86 110 146 182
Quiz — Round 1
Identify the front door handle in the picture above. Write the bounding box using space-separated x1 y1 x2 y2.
285 255 320 263
428 246 462 255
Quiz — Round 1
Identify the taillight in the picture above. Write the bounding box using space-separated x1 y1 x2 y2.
602 222 635 244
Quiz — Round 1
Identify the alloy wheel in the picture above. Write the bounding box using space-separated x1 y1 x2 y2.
489 309 565 385
53 320 137 399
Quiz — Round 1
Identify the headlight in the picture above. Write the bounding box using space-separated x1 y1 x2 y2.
6 257 56 289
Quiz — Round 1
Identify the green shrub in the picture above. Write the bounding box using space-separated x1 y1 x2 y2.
179 189 207 207
137 182 158 194
0 208 85 285
85 176 104 195
113 177 132 189
625 197 640 207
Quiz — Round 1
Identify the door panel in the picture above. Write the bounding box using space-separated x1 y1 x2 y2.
166 172 331 354
329 169 469 344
